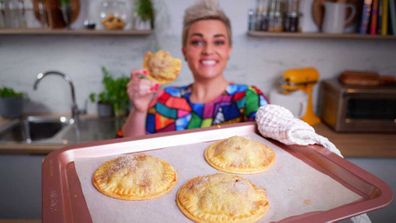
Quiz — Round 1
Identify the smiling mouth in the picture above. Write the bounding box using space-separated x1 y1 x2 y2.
201 60 217 66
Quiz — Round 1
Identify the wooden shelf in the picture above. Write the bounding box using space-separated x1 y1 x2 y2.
248 31 396 40
0 28 152 36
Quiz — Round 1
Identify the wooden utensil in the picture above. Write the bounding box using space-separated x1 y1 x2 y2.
33 0 80 28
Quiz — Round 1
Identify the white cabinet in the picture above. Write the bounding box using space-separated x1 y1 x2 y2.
0 154 44 219
347 158 396 222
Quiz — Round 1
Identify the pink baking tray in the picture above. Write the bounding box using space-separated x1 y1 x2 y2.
42 122 393 223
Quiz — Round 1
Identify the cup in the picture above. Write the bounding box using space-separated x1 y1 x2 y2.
322 2 356 33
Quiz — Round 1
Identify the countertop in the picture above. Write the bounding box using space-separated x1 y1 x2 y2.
315 123 396 158
0 117 395 157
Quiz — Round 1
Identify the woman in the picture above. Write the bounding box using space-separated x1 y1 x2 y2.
121 0 269 137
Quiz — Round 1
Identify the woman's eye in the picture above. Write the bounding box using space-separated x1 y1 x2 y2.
191 40 204 46
214 40 225 46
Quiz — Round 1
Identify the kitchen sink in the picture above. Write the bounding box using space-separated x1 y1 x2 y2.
0 116 72 143
0 116 123 145
60 117 123 143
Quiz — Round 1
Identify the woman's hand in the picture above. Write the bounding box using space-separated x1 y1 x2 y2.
127 69 159 113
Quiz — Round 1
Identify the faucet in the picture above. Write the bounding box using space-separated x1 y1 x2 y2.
33 71 80 122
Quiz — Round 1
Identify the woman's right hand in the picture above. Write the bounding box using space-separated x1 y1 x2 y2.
127 69 159 113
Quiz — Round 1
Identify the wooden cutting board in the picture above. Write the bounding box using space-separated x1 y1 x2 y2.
33 0 80 28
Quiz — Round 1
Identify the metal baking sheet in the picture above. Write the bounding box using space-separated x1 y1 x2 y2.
42 122 393 223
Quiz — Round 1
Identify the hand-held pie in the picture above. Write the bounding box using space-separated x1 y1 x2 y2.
143 50 182 84
177 173 269 223
92 153 177 200
205 136 276 174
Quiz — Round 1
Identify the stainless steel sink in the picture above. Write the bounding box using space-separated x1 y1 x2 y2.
0 116 72 143
60 117 123 143
0 116 123 145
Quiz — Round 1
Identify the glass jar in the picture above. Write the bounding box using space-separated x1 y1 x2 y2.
2 0 26 28
99 0 129 30
267 0 284 32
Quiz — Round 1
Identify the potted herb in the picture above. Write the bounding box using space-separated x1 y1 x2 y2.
89 67 130 117
0 86 25 119
134 0 154 30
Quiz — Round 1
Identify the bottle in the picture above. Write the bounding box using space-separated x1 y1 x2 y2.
256 0 269 31
248 8 255 31
284 0 300 32
17 0 27 28
3 0 26 28
267 0 284 32
4 0 18 28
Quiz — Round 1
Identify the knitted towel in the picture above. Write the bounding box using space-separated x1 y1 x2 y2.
255 104 371 223
255 104 342 157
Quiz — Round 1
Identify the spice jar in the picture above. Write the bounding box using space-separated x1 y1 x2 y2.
267 0 283 32
284 0 300 32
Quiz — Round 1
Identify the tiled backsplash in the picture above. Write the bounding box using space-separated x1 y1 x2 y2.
0 0 395 115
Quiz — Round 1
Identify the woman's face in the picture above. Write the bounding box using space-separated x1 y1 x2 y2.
183 19 232 82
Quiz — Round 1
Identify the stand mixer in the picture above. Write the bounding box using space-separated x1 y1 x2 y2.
280 67 321 126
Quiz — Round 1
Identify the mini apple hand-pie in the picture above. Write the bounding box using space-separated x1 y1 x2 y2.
205 136 276 174
92 153 177 200
177 173 269 223
143 50 182 84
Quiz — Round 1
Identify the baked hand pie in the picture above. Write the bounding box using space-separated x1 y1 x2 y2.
177 173 269 223
143 50 182 84
205 136 276 174
92 153 177 200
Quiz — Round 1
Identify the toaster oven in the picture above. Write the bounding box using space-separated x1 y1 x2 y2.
319 79 396 132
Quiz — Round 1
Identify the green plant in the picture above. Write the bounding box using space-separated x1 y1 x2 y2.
59 0 70 5
135 0 154 21
0 86 24 98
89 67 130 117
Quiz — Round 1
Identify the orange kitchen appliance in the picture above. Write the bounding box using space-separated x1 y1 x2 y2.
281 67 321 125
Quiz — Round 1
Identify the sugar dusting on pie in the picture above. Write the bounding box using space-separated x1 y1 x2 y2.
92 153 177 200
205 136 276 174
177 173 269 223
143 50 182 84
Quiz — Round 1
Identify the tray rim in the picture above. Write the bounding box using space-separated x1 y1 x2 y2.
41 122 394 223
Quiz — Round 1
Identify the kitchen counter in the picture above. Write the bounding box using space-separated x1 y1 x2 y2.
0 142 66 154
314 123 396 157
0 119 395 157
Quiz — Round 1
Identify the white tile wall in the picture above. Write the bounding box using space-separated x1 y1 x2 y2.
0 0 396 115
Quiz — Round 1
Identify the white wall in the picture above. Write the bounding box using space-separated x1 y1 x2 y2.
1 0 396 115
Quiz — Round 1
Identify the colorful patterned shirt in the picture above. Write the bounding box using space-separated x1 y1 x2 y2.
146 83 268 134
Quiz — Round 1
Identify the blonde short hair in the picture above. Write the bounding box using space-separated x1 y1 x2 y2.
182 0 232 47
